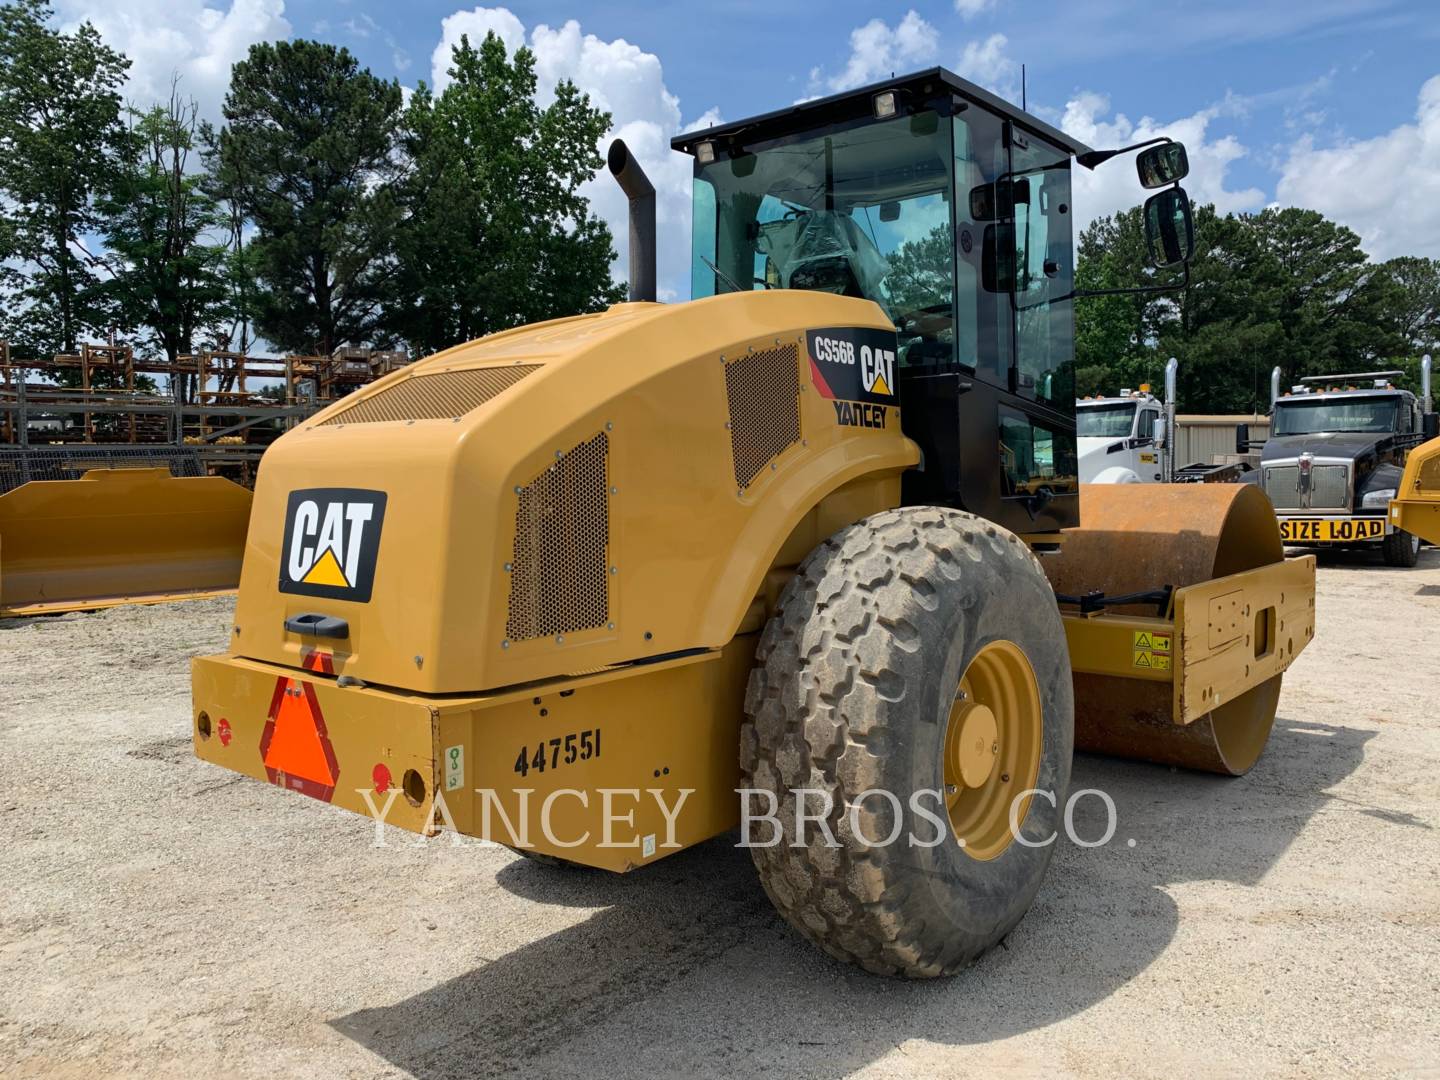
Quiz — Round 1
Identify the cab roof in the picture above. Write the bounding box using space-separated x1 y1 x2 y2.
1279 388 1414 402
671 67 1093 161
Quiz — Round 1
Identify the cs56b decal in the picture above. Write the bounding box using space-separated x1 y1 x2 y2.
806 327 898 408
279 488 386 602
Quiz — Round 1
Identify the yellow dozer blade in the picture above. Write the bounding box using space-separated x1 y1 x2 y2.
1046 483 1315 776
1390 435 1440 546
0 468 252 617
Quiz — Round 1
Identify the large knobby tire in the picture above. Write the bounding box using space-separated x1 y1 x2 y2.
741 507 1074 978
1382 527 1421 568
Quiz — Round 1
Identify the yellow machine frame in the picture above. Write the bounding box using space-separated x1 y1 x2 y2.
192 292 1316 869
1390 435 1440 546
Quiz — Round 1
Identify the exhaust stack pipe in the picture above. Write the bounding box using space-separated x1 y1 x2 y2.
1162 356 1179 482
1270 366 1282 411
607 139 656 304
1423 353 1433 415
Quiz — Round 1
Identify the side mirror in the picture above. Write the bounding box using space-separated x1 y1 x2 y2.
1236 422 1251 455
1154 417 1168 449
879 201 900 222
1424 412 1439 440
1137 142 1189 188
1143 187 1194 268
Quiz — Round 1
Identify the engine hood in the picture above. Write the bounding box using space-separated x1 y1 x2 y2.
1077 436 1126 483
1261 432 1382 463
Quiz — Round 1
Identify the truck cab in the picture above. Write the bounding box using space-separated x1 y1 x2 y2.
1076 390 1165 483
1255 366 1435 566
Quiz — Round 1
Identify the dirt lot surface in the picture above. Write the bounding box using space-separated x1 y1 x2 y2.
2 549 1438 1079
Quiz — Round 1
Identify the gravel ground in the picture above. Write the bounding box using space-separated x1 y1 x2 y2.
1 549 1438 1079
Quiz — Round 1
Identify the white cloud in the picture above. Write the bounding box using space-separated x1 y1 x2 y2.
55 0 290 121
1059 91 1267 232
1275 75 1440 260
810 10 939 95
954 0 997 18
430 6 526 83
430 8 715 301
957 32 1017 100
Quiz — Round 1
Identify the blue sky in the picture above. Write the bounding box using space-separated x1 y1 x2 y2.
53 0 1440 299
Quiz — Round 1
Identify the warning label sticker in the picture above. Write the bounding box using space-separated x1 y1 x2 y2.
1132 629 1173 670
445 745 464 792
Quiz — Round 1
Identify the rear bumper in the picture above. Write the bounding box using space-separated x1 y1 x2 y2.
191 641 753 871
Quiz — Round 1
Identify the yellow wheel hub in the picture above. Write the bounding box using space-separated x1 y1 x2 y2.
943 639 1043 861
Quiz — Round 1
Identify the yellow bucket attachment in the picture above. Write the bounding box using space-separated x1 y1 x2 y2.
1390 435 1440 546
0 468 252 617
1045 484 1315 775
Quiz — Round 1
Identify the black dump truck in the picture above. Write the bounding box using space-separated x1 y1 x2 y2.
1240 360 1437 567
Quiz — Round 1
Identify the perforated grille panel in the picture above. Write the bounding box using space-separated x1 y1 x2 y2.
505 432 610 642
724 344 801 490
318 365 538 425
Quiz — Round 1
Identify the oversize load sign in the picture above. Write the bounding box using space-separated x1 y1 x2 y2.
1279 517 1385 544
279 488 387 602
806 327 899 407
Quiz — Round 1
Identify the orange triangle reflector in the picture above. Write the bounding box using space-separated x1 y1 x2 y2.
260 676 340 802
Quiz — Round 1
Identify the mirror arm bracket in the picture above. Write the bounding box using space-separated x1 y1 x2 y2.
1076 136 1174 171
1064 261 1191 304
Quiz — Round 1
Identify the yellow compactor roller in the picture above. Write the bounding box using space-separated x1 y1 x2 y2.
191 69 1315 977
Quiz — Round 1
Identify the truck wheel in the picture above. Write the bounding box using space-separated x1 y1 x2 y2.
741 507 1073 977
1382 528 1421 567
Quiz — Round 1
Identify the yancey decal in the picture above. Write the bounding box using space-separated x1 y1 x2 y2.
806 327 898 430
279 488 387 602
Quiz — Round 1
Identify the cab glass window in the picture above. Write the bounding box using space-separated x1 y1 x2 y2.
999 408 1077 497
691 111 955 367
954 109 1011 384
1076 402 1135 438
1010 132 1074 407
1271 397 1400 435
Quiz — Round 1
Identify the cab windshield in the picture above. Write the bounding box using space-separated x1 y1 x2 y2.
691 113 954 362
689 106 1075 409
1076 402 1136 438
1272 396 1400 436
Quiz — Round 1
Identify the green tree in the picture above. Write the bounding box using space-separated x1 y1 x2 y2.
199 119 259 358
1374 255 1440 356
211 40 404 355
0 0 129 357
389 32 622 354
97 90 231 364
1074 204 1410 413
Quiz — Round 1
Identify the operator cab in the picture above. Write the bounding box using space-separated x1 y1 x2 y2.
674 67 1193 537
